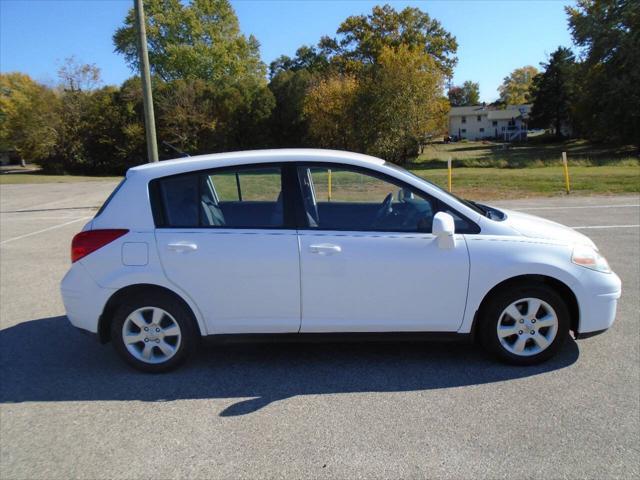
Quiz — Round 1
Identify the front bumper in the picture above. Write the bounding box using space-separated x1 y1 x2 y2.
574 271 622 336
60 262 114 334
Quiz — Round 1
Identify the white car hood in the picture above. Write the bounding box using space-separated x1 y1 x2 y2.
500 209 596 248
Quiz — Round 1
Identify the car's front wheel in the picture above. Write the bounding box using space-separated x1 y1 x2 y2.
480 284 569 365
111 293 197 372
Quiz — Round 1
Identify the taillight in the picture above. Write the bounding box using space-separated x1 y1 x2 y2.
71 229 128 263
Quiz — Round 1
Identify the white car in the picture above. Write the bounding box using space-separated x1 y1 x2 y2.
61 149 621 372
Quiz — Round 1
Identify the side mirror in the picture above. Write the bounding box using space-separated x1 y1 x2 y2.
432 212 456 249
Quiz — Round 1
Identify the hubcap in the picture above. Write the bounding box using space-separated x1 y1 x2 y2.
497 298 558 357
122 307 182 364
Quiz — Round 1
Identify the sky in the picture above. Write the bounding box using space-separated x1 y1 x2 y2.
0 0 577 102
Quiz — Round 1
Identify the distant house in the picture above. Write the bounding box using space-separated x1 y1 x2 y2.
449 104 531 142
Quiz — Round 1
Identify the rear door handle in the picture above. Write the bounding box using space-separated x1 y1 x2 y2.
167 242 198 253
309 243 342 255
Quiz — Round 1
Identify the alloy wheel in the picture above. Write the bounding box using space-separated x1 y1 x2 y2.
497 297 559 357
122 306 182 364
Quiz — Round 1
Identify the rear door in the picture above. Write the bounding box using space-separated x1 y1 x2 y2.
153 164 301 334
295 164 471 333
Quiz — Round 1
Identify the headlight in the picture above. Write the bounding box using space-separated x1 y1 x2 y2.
572 245 611 273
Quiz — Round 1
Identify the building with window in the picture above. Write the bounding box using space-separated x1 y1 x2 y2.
449 104 531 142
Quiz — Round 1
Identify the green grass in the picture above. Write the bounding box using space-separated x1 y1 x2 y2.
0 173 121 184
415 139 639 169
411 165 640 200
1 158 638 201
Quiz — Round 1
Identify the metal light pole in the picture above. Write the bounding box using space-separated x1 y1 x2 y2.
134 0 158 163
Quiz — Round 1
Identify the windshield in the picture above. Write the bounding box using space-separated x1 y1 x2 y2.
383 162 486 217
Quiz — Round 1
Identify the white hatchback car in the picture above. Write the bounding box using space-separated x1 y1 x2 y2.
61 149 621 372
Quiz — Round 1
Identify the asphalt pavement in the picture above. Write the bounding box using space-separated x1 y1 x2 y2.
1 181 638 479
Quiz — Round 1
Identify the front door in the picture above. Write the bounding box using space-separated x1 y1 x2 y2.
296 165 470 333
154 164 301 334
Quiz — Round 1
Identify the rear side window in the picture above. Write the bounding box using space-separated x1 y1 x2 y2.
152 166 285 229
158 174 199 227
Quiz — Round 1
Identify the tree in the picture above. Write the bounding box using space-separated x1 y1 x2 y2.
448 80 480 106
360 45 448 164
566 0 639 143
113 0 266 85
529 47 577 138
57 56 101 92
268 45 329 79
268 69 313 147
498 66 538 105
322 4 458 77
304 74 360 151
0 73 59 166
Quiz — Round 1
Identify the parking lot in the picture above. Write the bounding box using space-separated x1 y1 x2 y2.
1 181 638 479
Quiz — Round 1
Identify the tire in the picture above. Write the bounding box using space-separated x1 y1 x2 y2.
111 292 198 373
479 284 569 365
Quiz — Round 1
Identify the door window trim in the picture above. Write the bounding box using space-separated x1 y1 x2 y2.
149 162 298 230
291 162 480 234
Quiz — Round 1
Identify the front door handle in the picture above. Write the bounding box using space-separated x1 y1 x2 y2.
167 242 198 253
309 243 342 255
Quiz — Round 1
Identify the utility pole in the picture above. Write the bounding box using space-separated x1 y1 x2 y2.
134 0 158 163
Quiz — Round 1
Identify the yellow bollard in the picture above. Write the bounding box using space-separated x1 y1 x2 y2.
328 168 332 201
562 151 571 194
447 157 452 192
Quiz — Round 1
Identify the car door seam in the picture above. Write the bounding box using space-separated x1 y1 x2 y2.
296 231 303 333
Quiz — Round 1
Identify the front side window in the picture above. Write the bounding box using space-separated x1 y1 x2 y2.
154 166 284 228
297 166 436 232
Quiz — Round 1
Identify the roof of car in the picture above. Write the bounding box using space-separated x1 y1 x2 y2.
128 149 386 179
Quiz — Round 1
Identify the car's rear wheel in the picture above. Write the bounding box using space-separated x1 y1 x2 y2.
111 293 197 372
480 284 569 365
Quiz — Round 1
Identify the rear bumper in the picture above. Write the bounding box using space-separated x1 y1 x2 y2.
60 262 114 334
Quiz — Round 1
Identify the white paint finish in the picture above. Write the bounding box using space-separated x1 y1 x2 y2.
155 230 301 334
121 242 149 266
298 232 470 332
572 224 640 229
59 149 623 353
517 204 639 211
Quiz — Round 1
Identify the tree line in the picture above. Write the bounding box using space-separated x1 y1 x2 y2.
0 0 637 175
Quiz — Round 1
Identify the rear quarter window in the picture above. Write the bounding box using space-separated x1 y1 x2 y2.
95 179 126 218
155 174 199 228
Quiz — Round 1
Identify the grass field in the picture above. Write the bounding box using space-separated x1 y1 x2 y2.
414 165 640 199
1 140 638 200
415 139 638 169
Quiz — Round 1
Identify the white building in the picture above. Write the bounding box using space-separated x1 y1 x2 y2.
449 104 531 142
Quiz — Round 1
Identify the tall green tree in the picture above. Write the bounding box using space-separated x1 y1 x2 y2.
448 80 480 106
267 46 330 147
0 73 60 166
360 45 448 164
268 46 329 79
529 47 577 138
566 0 639 143
268 69 313 147
321 4 458 76
113 0 266 85
303 74 360 151
498 66 538 105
